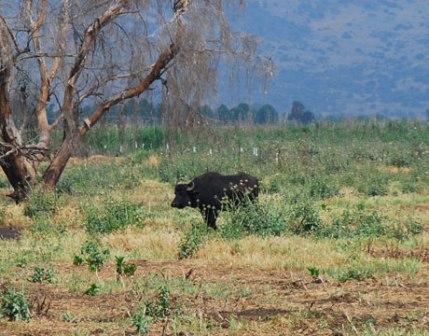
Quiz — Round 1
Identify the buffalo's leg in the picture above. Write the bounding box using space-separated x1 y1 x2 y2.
203 208 218 229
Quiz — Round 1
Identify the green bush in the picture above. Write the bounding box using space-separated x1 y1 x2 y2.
132 309 152 335
24 190 59 219
29 266 56 284
221 199 286 239
115 256 137 278
286 202 322 235
84 199 143 234
334 264 375 282
85 283 101 296
308 179 338 199
317 206 422 241
178 223 210 259
0 288 30 321
74 241 110 272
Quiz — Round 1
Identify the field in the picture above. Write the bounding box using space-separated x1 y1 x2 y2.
0 121 428 336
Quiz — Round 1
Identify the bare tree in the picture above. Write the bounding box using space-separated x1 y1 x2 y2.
0 0 272 202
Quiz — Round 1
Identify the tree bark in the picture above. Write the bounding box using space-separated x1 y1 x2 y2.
0 154 37 202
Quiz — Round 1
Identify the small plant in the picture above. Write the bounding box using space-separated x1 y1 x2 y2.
116 256 137 282
287 201 322 235
74 241 110 275
73 255 84 266
62 312 77 323
178 223 210 259
0 288 30 321
142 284 172 319
84 283 101 296
308 179 338 199
334 265 375 282
308 266 320 278
132 309 152 335
29 266 56 284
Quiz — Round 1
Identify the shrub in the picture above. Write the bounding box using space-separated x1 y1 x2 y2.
318 208 386 239
0 288 30 321
132 309 152 335
24 190 59 219
178 223 210 259
335 265 375 282
308 179 338 199
115 256 137 279
317 207 422 241
307 266 320 278
286 202 322 235
84 199 143 235
85 283 101 296
220 199 286 239
74 241 110 272
134 126 165 150
29 266 56 284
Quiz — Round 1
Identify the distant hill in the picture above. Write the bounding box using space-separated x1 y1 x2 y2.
219 0 429 118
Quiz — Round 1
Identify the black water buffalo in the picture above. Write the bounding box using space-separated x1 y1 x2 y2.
171 171 259 229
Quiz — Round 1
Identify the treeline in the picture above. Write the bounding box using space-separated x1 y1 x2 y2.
60 99 316 125
47 98 427 126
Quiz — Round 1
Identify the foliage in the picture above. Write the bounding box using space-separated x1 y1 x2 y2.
0 288 30 321
84 199 143 235
29 266 56 284
24 190 59 219
317 206 423 240
178 223 210 259
220 199 286 239
74 241 110 272
286 201 322 235
307 266 320 278
288 101 315 124
84 283 101 296
115 256 137 278
255 104 279 124
132 309 152 335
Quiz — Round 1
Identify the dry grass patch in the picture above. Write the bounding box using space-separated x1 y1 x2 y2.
127 179 172 206
196 236 347 271
102 227 180 261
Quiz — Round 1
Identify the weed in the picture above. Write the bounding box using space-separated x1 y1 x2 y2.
132 309 152 335
85 283 101 296
286 201 322 235
144 284 172 319
221 199 286 238
0 288 30 321
115 256 137 279
24 190 59 219
62 312 77 323
307 266 320 278
84 199 143 234
74 240 110 272
29 266 56 284
178 223 210 259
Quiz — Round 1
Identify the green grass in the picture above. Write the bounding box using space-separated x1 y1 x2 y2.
0 120 428 335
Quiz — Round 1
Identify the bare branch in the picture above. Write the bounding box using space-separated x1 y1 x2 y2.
80 44 178 134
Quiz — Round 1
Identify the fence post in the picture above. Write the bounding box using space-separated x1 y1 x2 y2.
253 147 258 157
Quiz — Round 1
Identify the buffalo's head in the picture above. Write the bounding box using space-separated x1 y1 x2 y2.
171 182 196 209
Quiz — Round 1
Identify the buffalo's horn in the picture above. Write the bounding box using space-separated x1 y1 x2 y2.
187 182 195 191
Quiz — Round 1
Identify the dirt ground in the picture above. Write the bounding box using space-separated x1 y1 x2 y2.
1 260 428 336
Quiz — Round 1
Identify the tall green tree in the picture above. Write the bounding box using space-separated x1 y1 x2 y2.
255 104 278 124
288 101 315 125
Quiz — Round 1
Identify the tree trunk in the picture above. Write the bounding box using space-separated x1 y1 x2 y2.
0 154 37 203
42 133 78 189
